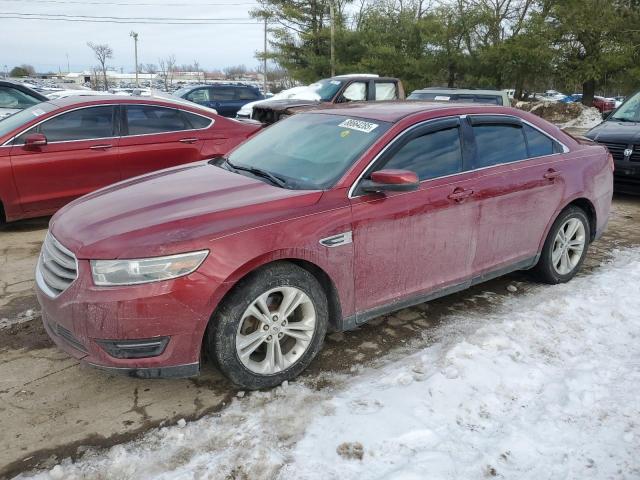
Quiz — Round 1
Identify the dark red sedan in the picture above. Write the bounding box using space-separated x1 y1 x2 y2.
0 96 261 222
36 102 613 388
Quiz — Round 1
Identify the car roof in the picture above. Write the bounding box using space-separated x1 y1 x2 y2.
179 83 259 90
303 101 515 123
45 94 217 114
410 87 506 96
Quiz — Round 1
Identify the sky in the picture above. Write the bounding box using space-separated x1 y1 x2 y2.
0 0 266 74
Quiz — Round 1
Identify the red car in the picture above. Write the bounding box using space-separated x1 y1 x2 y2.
36 102 613 388
593 96 616 114
0 96 261 223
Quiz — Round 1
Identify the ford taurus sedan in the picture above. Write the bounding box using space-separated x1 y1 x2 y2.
36 102 613 389
0 96 262 223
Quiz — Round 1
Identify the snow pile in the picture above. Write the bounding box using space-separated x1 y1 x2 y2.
17 249 640 480
0 309 39 330
516 101 602 128
562 106 604 130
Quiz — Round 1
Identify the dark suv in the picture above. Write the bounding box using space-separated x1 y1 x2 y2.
174 84 264 118
585 89 640 193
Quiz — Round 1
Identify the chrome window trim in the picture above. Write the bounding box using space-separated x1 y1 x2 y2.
347 113 570 199
122 103 214 138
2 103 118 147
2 102 214 147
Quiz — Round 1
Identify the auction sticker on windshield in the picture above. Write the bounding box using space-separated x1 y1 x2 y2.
338 118 379 133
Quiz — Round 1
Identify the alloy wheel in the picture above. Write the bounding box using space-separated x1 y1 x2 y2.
235 286 316 375
551 217 586 275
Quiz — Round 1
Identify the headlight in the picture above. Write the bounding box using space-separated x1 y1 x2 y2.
91 250 208 286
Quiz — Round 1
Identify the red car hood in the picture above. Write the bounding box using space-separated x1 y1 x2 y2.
51 162 322 259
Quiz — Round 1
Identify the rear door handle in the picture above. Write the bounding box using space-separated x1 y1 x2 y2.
447 188 474 202
89 144 113 150
179 138 199 144
544 169 562 180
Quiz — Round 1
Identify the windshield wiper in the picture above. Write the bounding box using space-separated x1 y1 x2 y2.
225 159 287 188
612 117 636 123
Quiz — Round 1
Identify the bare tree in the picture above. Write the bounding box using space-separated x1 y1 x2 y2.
223 64 248 80
142 63 157 74
158 55 177 91
193 60 201 82
87 42 113 90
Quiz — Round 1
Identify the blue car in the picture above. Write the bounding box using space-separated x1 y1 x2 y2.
174 84 264 118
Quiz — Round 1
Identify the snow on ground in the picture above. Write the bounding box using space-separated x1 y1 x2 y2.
17 249 640 480
562 106 604 130
0 309 39 330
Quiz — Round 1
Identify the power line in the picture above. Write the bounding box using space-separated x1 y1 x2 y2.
0 0 257 5
1 11 254 21
0 15 262 24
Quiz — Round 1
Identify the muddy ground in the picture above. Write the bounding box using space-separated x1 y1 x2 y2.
1 194 639 479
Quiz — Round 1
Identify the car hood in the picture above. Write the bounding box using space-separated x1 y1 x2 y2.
586 119 640 143
51 162 323 259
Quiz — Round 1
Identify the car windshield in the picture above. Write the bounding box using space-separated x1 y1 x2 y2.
610 91 640 122
0 102 56 139
226 113 391 190
308 79 346 102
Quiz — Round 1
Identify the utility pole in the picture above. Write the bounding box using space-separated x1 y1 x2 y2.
66 53 70 73
329 1 335 77
130 31 139 87
263 17 268 95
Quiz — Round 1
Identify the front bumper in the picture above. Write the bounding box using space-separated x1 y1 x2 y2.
37 258 218 378
613 160 640 193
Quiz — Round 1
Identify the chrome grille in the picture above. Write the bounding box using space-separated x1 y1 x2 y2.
37 233 78 297
601 142 640 163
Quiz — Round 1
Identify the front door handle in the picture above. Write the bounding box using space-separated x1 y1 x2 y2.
179 138 199 144
89 144 113 150
448 188 474 203
543 168 562 180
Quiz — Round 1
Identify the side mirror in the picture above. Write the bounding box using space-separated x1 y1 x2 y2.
360 169 419 194
24 133 47 149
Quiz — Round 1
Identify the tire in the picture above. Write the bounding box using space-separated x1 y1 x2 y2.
532 206 591 284
206 261 328 389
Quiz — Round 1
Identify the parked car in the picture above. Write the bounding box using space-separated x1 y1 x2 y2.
236 86 318 119
251 74 405 124
563 94 616 115
585 89 640 193
46 89 111 100
173 83 265 118
36 102 612 388
0 80 48 120
408 87 510 106
0 96 262 223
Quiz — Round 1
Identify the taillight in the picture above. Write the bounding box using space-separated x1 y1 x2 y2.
608 153 615 172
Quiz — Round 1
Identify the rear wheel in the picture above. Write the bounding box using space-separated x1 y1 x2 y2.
207 262 328 389
533 206 590 284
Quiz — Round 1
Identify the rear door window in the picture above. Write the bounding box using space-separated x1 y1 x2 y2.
524 124 563 157
473 124 528 168
15 106 115 143
125 105 188 135
183 111 213 129
209 87 236 101
381 127 463 180
375 82 398 101
237 88 259 100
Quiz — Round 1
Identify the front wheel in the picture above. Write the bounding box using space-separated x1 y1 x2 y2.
207 262 328 389
533 206 591 284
